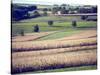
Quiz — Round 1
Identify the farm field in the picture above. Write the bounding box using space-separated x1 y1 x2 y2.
11 13 97 74
12 16 97 35
12 26 97 74
11 2 98 74
12 16 82 23
12 49 97 73
12 31 57 42
27 65 97 74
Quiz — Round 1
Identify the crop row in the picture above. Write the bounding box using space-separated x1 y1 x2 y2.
12 49 97 74
12 37 97 52
12 45 97 58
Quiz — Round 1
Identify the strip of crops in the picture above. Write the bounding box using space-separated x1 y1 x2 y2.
12 50 97 74
12 45 97 58
12 38 97 52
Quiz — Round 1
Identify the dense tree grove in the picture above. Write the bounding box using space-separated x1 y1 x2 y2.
81 16 88 20
12 4 39 21
52 4 59 14
43 8 48 16
52 4 69 14
78 6 97 13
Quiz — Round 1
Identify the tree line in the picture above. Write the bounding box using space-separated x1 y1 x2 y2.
12 4 97 21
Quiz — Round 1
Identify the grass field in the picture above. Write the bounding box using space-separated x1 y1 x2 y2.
12 21 97 36
37 30 81 40
12 16 97 35
11 15 97 74
15 16 81 22
25 65 97 74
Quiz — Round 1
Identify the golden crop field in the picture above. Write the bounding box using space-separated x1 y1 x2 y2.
11 29 97 74
12 37 97 52
12 45 97 58
12 49 97 73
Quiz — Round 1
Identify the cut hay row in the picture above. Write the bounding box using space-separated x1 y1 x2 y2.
12 31 57 42
12 49 97 74
12 45 97 58
12 37 97 52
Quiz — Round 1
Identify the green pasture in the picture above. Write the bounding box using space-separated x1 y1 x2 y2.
37 29 81 40
12 21 97 35
14 16 81 23
23 65 97 74
12 16 97 37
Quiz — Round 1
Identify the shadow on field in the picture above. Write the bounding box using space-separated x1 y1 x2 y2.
77 26 97 29
52 26 65 27
11 63 97 74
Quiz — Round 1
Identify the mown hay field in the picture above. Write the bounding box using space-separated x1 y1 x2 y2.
12 31 57 42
